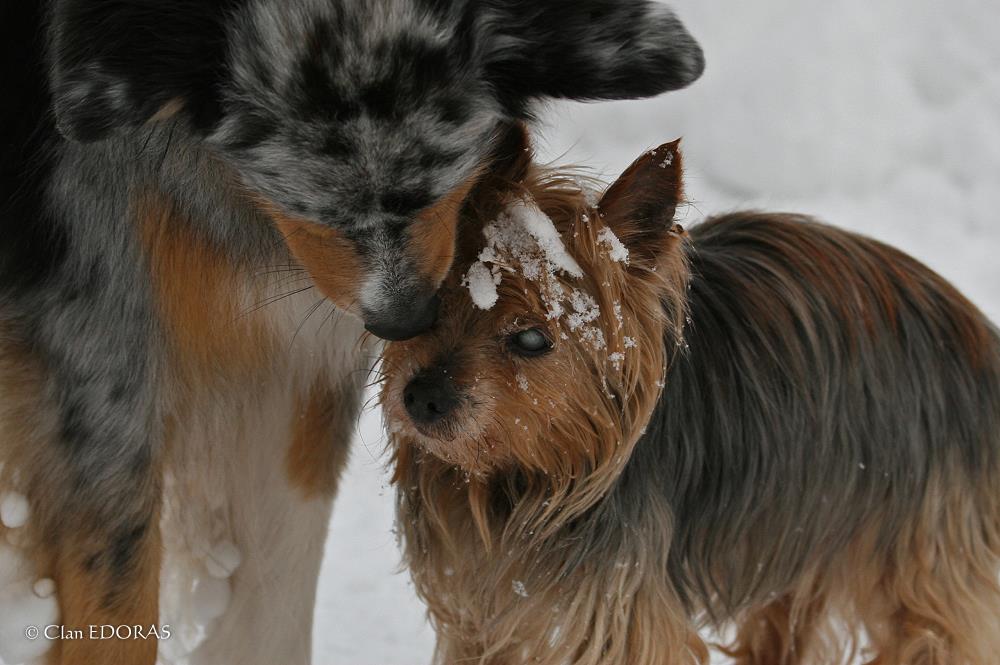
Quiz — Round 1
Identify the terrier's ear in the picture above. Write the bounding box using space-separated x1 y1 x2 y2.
465 122 534 216
482 1 704 112
597 139 684 266
48 0 230 142
486 122 534 185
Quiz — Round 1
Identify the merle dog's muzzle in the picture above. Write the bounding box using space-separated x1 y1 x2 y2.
363 292 440 341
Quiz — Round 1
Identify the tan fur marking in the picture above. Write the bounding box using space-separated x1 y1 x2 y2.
408 174 479 287
0 333 56 628
139 191 273 381
722 594 828 665
852 473 1000 665
286 380 352 499
0 330 55 493
270 214 365 313
50 517 161 665
715 469 1000 665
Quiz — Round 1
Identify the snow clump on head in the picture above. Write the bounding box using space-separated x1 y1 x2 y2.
463 196 611 349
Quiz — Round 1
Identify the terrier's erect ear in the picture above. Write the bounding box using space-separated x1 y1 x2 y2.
464 122 534 222
485 122 534 185
482 1 704 112
598 139 684 266
48 0 231 143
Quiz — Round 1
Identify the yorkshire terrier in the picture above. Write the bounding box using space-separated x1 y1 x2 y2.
380 131 1000 665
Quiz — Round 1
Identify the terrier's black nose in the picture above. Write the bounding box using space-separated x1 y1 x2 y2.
403 372 459 424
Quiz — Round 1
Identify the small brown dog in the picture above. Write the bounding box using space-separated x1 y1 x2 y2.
380 130 1000 665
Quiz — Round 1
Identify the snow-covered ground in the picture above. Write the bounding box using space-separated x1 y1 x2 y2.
315 0 1000 662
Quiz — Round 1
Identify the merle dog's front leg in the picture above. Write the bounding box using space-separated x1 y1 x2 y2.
47 365 162 665
1 318 165 665
49 453 162 665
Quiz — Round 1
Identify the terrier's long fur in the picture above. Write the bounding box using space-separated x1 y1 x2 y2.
381 135 1000 664
0 2 703 663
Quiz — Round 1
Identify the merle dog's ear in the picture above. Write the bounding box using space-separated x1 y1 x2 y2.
598 139 684 266
481 0 704 110
48 0 230 143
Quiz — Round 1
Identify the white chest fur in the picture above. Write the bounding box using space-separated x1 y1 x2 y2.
157 291 373 665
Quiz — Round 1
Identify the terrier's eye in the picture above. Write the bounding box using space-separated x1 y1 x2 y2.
508 328 553 357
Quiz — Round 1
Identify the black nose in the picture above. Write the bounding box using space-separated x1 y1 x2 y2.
403 372 459 424
364 294 440 342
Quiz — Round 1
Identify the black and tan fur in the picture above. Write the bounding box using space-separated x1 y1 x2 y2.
381 137 1000 664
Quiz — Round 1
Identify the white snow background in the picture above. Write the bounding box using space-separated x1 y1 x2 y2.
314 0 1000 662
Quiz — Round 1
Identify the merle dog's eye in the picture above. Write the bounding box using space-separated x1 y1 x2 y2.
508 328 553 357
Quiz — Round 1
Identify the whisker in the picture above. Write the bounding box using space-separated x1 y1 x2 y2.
317 298 351 338
362 393 382 411
238 285 316 318
289 297 327 350
253 266 306 278
156 123 175 174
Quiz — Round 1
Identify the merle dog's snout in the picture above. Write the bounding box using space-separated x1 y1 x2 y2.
364 293 439 342
403 370 459 425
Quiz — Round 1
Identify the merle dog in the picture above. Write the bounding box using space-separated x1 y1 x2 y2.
0 2 703 664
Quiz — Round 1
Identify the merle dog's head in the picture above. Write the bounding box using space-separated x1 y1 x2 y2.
48 0 704 340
